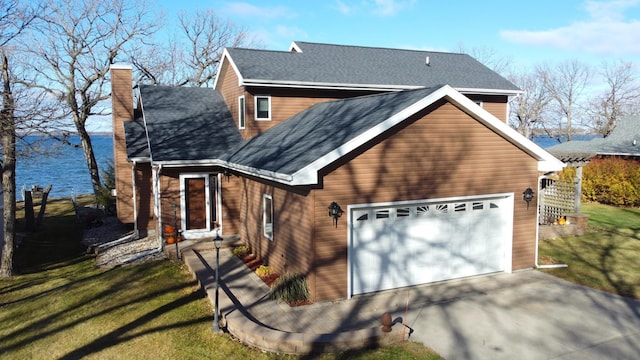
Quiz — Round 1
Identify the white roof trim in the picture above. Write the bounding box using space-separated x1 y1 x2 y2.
240 78 520 96
213 49 245 90
288 85 564 185
138 88 154 163
241 78 417 92
156 158 294 183
455 87 523 96
597 151 640 157
289 41 303 53
110 63 132 70
441 87 565 172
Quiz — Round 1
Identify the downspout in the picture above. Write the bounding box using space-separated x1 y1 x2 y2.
154 164 163 248
131 160 139 238
535 173 568 269
122 163 164 264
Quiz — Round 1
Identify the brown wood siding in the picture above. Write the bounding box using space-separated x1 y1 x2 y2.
465 94 509 122
111 67 134 224
159 170 181 234
218 61 245 137
242 88 347 139
221 175 241 235
134 163 155 232
239 178 315 291
311 100 539 301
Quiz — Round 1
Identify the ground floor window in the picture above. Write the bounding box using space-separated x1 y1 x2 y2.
263 194 273 240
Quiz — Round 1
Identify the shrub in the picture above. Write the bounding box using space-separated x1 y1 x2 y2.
255 264 274 278
232 245 250 257
96 159 116 215
268 273 310 304
582 157 640 206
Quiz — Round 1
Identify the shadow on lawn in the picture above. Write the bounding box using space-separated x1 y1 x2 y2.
57 287 210 360
543 234 638 299
2 207 212 358
0 262 210 356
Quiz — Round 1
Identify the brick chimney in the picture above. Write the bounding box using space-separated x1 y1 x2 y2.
110 64 134 224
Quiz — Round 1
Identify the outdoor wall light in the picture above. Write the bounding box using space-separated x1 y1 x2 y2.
328 201 344 227
523 188 535 209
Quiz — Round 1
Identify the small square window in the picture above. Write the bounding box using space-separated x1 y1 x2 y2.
238 96 245 129
263 194 273 240
255 96 271 120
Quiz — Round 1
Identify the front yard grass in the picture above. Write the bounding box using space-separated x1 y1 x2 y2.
0 197 441 359
539 202 640 299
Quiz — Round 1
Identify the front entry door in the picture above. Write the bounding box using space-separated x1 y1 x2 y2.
185 177 206 230
180 173 219 237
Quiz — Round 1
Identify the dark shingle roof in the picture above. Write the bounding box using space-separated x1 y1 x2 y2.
139 85 243 162
225 41 519 92
123 113 150 160
547 116 640 162
224 87 440 175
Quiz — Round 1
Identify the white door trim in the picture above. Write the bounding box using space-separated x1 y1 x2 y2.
180 173 215 239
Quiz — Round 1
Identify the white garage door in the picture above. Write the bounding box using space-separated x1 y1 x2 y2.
349 194 513 296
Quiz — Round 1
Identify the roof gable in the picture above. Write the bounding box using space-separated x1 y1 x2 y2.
214 41 520 94
224 85 563 185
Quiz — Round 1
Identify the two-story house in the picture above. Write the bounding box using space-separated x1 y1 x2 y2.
111 41 564 301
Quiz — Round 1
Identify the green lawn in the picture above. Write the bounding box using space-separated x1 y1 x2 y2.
0 197 441 360
539 202 640 299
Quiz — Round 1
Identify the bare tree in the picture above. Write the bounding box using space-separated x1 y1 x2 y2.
21 0 158 196
586 60 640 136
0 0 38 277
538 60 591 142
508 69 552 140
458 43 512 75
134 9 255 87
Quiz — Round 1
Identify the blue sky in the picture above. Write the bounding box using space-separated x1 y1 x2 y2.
157 0 640 70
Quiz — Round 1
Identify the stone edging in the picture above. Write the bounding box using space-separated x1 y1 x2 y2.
183 249 408 355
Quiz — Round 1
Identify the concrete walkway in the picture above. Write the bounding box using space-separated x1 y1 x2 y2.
183 247 406 354
183 246 640 358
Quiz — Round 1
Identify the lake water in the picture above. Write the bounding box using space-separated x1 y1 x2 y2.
13 133 599 200
16 135 114 199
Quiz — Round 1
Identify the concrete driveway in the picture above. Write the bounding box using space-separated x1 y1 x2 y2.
402 270 640 359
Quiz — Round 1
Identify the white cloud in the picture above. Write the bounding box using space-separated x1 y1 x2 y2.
275 25 308 39
500 0 640 56
371 0 415 16
334 0 353 15
334 0 415 17
223 2 294 20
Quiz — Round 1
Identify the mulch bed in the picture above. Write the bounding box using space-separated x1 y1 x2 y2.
239 253 280 287
237 251 313 306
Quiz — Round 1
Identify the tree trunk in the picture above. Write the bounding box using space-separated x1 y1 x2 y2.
0 48 16 277
76 124 101 197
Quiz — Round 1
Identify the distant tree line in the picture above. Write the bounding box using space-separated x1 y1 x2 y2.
461 45 640 142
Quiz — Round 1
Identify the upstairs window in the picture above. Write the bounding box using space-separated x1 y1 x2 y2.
238 96 245 129
255 95 271 121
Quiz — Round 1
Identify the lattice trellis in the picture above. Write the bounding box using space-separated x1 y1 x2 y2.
539 179 576 225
